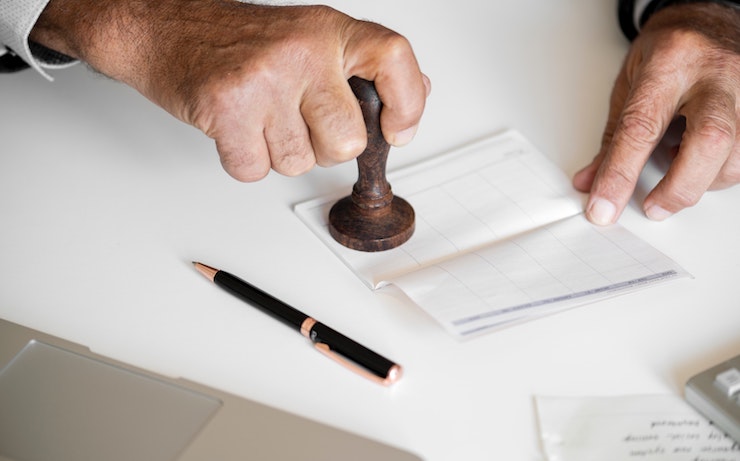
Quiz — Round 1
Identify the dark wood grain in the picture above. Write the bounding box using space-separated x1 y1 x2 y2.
328 77 415 252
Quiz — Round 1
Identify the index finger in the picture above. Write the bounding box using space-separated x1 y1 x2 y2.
343 21 431 147
586 66 682 225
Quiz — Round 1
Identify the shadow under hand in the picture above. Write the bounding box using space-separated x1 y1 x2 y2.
630 116 686 207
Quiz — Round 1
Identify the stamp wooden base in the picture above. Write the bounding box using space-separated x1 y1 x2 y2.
329 194 414 252
328 77 416 252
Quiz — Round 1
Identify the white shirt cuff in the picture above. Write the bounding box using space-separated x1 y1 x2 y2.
0 0 77 80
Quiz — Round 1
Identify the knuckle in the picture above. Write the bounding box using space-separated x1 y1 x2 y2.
665 182 703 208
378 33 415 63
387 97 425 127
644 29 710 67
220 151 270 183
618 108 664 147
271 145 316 177
606 162 642 189
273 155 315 176
191 76 266 138
599 121 617 152
309 4 342 20
320 134 366 165
661 29 706 56
303 97 367 164
695 114 735 146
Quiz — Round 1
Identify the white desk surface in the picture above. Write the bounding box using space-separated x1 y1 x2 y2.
2 1 739 460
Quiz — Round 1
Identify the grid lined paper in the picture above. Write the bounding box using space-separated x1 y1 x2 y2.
295 130 688 338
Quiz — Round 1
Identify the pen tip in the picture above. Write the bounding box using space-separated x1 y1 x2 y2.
193 262 218 282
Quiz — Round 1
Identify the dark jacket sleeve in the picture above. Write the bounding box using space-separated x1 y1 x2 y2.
0 49 30 72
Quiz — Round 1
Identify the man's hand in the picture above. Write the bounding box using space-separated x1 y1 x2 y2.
573 2 740 225
30 0 430 181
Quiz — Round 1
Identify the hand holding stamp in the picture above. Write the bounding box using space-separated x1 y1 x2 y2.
328 77 415 252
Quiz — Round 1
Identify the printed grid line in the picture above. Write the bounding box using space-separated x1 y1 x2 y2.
457 271 679 336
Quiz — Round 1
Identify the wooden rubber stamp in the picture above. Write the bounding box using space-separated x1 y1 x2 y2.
328 77 415 252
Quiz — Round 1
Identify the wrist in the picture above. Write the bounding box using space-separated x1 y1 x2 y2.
641 0 740 25
642 2 740 52
29 0 150 84
620 0 740 40
29 0 88 61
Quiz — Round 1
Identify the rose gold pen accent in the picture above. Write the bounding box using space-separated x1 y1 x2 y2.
300 317 317 338
193 262 218 282
314 343 403 386
302 317 399 385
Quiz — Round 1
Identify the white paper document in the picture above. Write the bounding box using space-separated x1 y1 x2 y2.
535 394 740 461
294 130 689 338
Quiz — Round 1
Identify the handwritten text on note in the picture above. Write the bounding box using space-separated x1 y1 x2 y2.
536 395 740 461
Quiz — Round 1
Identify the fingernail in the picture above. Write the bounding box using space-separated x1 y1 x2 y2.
587 197 616 226
645 204 673 221
390 125 418 147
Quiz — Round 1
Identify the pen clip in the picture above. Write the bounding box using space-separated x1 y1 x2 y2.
313 342 402 386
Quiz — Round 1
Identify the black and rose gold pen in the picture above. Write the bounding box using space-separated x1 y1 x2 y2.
193 262 402 386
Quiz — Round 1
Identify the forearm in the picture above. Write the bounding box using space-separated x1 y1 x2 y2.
25 1 328 111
